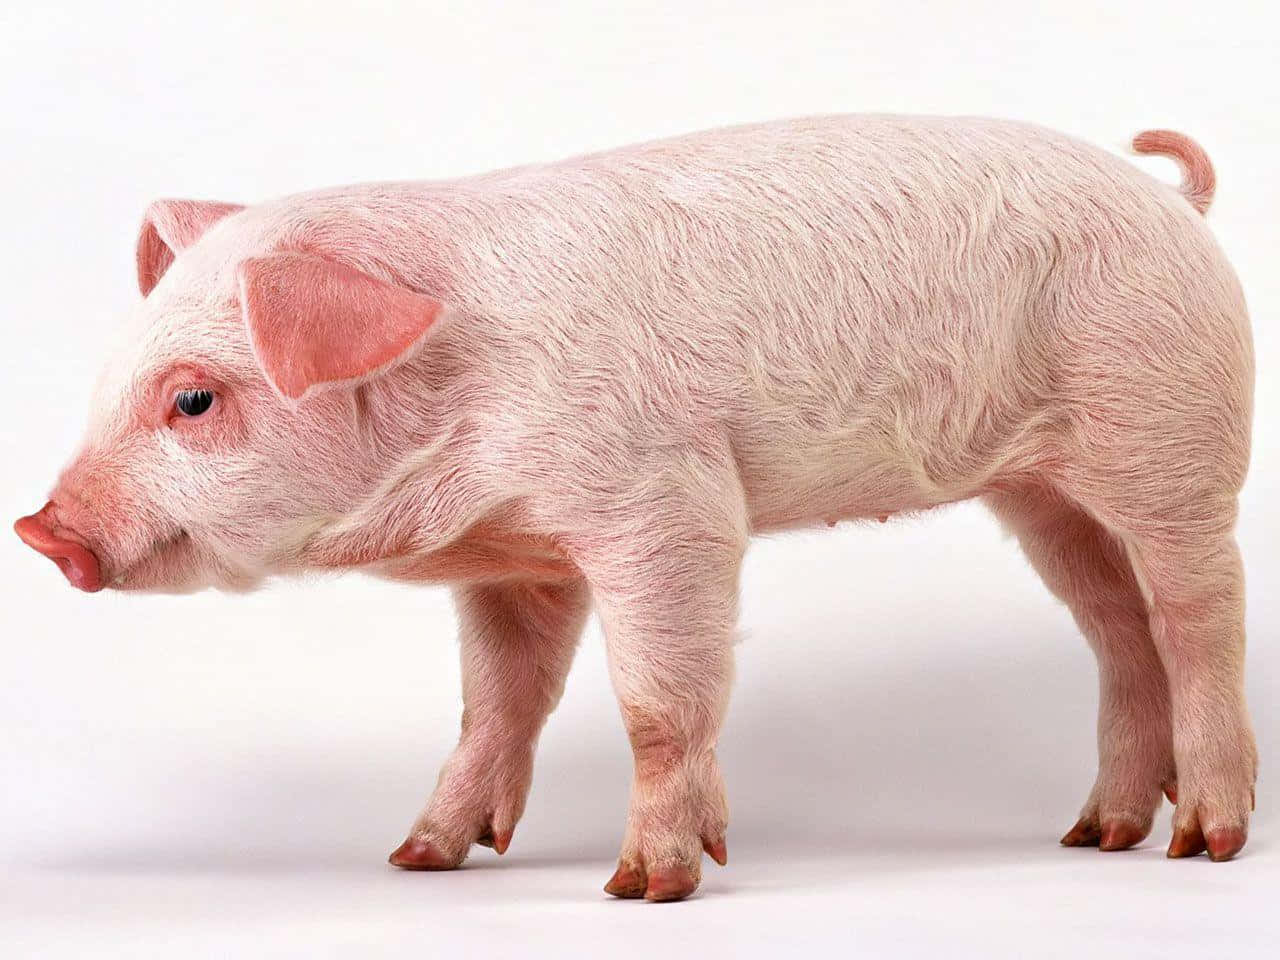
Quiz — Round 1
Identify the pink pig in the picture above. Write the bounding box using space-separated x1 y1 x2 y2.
15 116 1255 900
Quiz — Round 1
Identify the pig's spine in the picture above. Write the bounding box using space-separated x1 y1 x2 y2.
1131 129 1216 215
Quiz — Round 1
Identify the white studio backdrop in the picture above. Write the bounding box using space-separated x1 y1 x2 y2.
1 2 1276 957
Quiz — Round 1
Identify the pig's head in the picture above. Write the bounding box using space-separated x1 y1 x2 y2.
15 198 447 593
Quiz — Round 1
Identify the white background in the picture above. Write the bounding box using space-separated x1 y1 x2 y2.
2 2 1277 957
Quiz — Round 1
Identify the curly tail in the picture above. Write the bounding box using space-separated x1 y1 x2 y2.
1132 129 1216 215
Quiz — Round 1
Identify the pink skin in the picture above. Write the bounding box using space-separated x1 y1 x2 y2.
15 116 1256 897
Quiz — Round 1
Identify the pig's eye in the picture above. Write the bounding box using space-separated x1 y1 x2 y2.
174 389 215 418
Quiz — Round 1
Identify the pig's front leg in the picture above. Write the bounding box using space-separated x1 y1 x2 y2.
389 579 590 869
572 468 748 902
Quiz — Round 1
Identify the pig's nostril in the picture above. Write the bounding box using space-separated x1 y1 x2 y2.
14 506 103 593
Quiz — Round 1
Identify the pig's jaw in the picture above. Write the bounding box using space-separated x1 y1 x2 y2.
108 527 266 594
107 528 247 593
106 528 191 590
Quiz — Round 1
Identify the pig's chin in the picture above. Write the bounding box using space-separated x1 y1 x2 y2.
108 530 202 593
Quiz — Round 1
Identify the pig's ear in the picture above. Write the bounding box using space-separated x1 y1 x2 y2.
237 252 445 403
137 199 244 296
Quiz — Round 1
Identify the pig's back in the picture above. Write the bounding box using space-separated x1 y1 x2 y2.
280 116 1239 527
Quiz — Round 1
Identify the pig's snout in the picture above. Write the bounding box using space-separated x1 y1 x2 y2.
14 502 103 592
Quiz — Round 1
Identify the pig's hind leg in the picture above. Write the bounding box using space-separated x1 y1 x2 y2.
988 484 1175 851
1050 330 1256 859
389 578 590 869
1111 523 1255 861
1058 493 1257 861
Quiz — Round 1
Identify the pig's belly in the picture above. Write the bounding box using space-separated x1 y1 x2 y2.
741 458 940 533
729 429 939 534
727 397 1033 534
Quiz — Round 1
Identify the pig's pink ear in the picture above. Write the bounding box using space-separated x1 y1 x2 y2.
137 199 244 296
238 252 445 402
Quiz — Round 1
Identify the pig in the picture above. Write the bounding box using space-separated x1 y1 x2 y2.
15 115 1255 901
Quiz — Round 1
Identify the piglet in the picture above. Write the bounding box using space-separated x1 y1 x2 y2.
16 116 1256 900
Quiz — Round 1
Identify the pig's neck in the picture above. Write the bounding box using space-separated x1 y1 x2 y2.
303 314 520 575
293 195 544 573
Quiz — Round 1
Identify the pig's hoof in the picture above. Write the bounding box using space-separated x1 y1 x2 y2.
603 861 648 898
604 859 700 902
1060 815 1148 851
1168 813 1247 861
1060 816 1102 847
1098 821 1147 852
1167 782 1253 861
1167 823 1207 859
702 836 728 866
645 865 699 902
388 836 464 870
1205 826 1247 862
474 829 513 854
